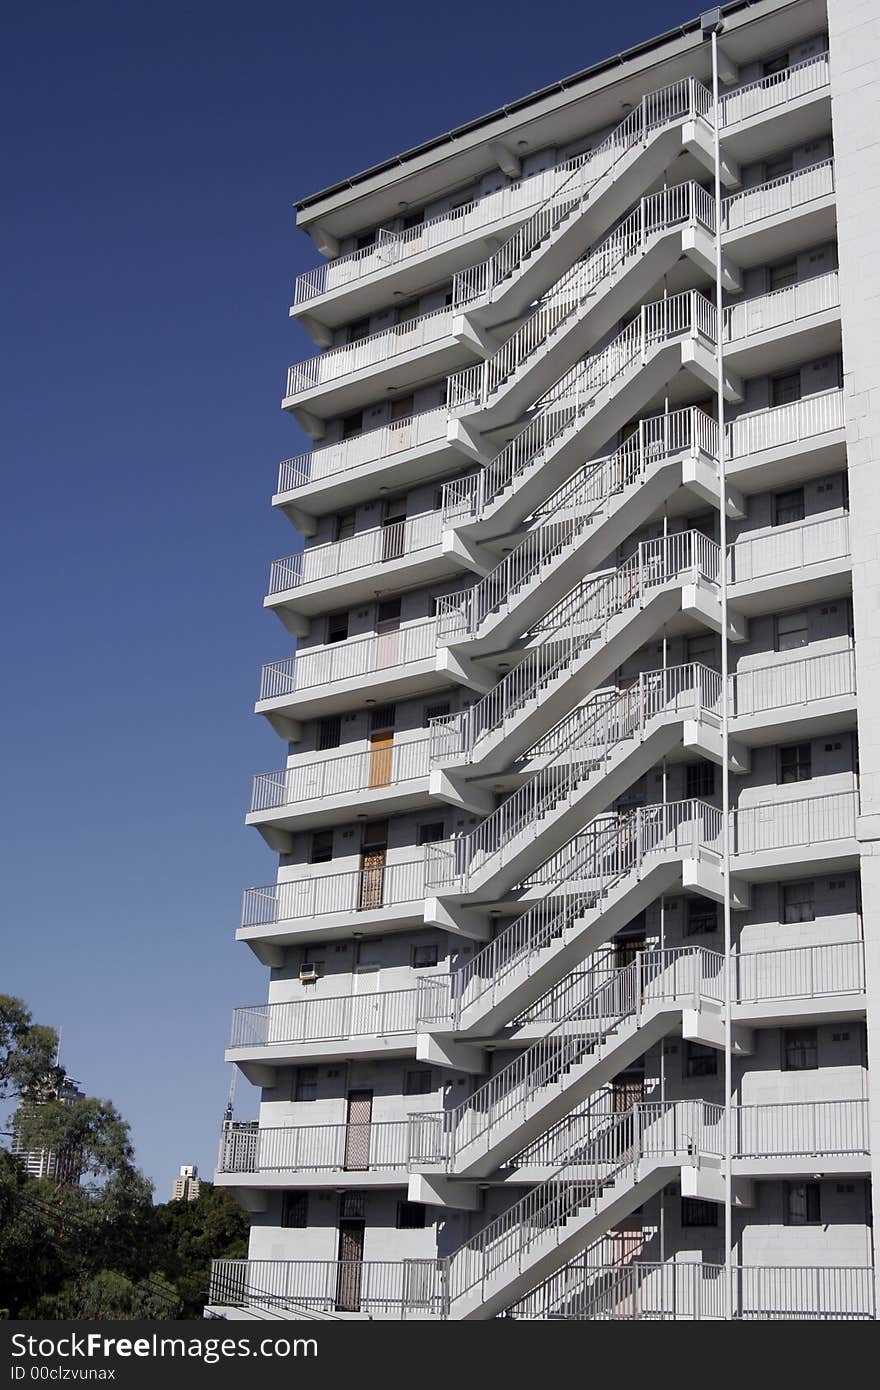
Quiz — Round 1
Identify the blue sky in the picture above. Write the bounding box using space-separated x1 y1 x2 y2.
3 0 702 1198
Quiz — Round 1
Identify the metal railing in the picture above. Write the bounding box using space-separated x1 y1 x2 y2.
258 617 437 703
240 856 428 929
726 387 844 459
268 512 443 595
720 50 829 126
250 738 431 814
729 512 849 585
217 1119 412 1173
286 307 454 397
276 407 448 495
721 157 834 232
426 668 722 893
724 269 839 343
438 407 717 635
734 939 865 1004
730 646 855 718
449 181 713 410
732 1099 868 1158
429 529 720 765
731 789 858 856
229 987 423 1050
210 1257 446 1317
448 284 715 411
453 77 712 306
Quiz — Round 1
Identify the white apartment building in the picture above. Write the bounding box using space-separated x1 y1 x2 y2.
11 1074 85 1184
171 1165 202 1202
207 0 880 1320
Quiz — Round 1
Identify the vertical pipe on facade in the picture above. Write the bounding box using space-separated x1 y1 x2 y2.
710 25 734 1321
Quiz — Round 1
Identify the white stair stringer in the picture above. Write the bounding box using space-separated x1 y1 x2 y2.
449 186 718 430
430 530 723 790
443 1100 720 1321
438 407 720 662
411 946 725 1182
452 76 715 325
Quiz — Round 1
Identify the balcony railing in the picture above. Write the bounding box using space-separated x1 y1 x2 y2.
250 738 431 815
730 646 855 719
729 512 849 585
726 387 844 459
719 50 829 126
210 1257 446 1317
721 157 834 232
258 616 438 703
229 987 424 1050
240 857 427 930
730 789 857 856
733 939 865 1004
268 513 443 596
276 406 448 496
285 306 454 399
217 1119 411 1174
724 269 839 343
732 1099 868 1158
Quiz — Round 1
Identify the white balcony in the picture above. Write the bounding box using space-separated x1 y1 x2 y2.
283 307 470 424
215 1118 412 1188
727 388 846 490
730 646 857 740
723 269 840 379
256 617 447 731
730 788 859 879
247 737 434 831
237 856 429 959
719 50 831 162
728 512 850 611
721 158 836 268
227 985 425 1073
266 511 449 632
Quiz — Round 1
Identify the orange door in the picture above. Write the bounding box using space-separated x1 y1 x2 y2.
369 732 394 788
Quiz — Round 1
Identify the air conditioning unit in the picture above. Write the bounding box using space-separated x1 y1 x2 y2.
299 963 319 983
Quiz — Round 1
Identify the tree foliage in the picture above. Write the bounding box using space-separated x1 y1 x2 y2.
0 996 250 1320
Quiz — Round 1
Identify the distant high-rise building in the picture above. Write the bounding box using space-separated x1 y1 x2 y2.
11 1073 85 1184
172 1164 201 1202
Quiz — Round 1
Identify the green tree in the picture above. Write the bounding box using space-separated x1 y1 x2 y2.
0 996 60 1101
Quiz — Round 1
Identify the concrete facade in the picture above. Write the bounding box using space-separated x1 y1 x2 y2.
208 0 880 1320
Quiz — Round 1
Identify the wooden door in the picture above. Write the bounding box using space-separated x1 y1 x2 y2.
344 1090 373 1171
335 1221 365 1311
386 395 414 453
376 600 401 668
369 731 394 788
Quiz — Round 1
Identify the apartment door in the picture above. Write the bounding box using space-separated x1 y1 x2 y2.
376 598 401 668
381 508 407 562
612 1075 645 1113
343 1090 373 1171
368 730 394 788
386 395 415 453
357 821 388 912
335 1221 365 1311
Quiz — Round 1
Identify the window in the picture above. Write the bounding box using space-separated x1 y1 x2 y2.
396 1201 427 1230
295 1068 318 1102
418 822 446 846
318 716 342 752
423 701 451 727
401 211 424 231
771 372 801 408
773 486 805 526
377 597 401 628
685 1042 718 1078
334 512 356 543
685 762 715 799
369 704 396 732
681 1198 718 1227
762 52 789 77
782 880 815 924
326 610 349 644
412 944 440 969
310 830 334 864
347 317 371 343
355 232 376 251
779 742 812 784
389 394 414 422
404 1069 432 1095
361 819 388 850
341 411 363 440
783 1027 818 1071
769 259 798 292
765 153 794 182
784 1181 821 1225
686 898 718 936
281 1191 309 1228
776 611 809 652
